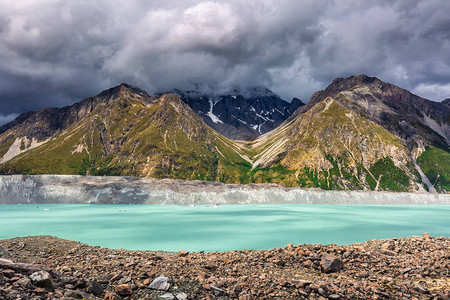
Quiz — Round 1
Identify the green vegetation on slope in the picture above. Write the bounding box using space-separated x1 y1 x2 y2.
366 157 410 192
0 89 447 193
417 147 450 192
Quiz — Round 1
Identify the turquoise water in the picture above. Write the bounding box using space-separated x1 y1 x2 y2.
0 204 449 252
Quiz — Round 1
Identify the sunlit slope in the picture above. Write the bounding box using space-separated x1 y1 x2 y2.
0 86 249 182
243 98 420 191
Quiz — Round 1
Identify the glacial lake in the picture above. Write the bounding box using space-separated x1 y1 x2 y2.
1 204 449 252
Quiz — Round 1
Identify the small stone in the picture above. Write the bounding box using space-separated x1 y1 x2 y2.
2 269 15 278
320 253 343 273
211 285 226 295
115 283 132 296
175 292 188 300
297 280 312 287
64 290 82 298
422 232 431 239
34 288 46 294
16 277 32 289
30 270 54 291
160 293 175 300
414 284 428 294
357 271 370 278
110 274 123 282
303 260 314 268
381 242 393 251
381 250 396 256
143 278 152 285
178 250 189 257
400 267 412 275
148 276 170 291
104 291 123 300
0 246 8 258
59 266 72 273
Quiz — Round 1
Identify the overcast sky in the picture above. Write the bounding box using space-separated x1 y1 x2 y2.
1 0 449 125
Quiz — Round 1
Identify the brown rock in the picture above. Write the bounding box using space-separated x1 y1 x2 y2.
110 274 123 282
105 291 123 300
34 288 46 294
320 253 343 273
16 277 32 289
178 250 189 257
115 283 132 296
2 269 15 278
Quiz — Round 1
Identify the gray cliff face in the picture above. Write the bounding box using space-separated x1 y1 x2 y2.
1 175 449 205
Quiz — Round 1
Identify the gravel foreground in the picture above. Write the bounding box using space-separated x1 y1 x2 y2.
0 235 449 300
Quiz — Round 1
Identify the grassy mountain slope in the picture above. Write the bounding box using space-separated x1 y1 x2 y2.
1 76 449 193
0 86 249 182
244 98 420 191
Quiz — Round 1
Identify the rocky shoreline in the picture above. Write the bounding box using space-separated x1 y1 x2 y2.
0 235 449 299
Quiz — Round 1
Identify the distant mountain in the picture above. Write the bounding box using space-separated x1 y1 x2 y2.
443 98 450 107
174 87 304 140
0 76 448 192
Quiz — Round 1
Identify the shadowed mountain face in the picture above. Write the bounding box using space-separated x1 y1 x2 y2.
174 88 304 140
0 76 448 192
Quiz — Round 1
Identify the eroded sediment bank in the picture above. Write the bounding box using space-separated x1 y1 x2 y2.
1 175 449 205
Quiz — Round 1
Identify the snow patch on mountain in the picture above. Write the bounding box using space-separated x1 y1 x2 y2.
206 98 223 124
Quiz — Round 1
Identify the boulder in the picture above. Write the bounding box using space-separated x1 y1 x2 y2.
0 258 51 275
16 277 33 289
29 270 54 291
0 246 8 258
115 283 132 296
320 253 343 273
148 276 170 291
87 278 104 295
178 250 189 257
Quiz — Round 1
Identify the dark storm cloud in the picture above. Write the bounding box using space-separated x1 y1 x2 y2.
1 0 450 125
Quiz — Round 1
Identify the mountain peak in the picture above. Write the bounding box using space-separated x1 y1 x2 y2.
96 83 149 99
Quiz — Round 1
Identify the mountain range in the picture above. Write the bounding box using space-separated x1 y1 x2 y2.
173 88 303 140
0 75 449 193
